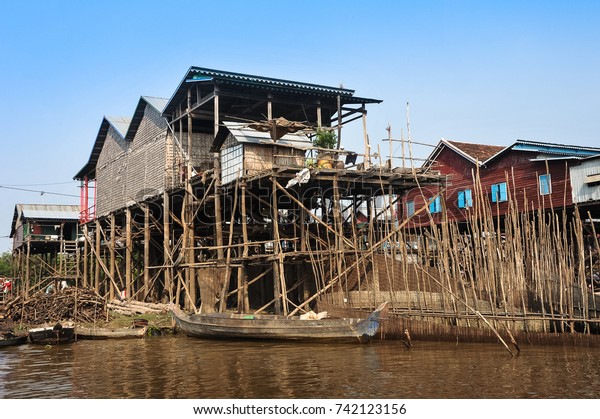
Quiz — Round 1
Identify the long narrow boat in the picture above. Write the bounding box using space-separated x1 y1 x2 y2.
75 325 148 340
170 302 387 343
28 324 75 345
0 333 28 348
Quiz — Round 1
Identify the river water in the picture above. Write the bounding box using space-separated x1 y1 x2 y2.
1 335 599 399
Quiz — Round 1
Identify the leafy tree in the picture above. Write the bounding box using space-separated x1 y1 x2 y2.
0 251 13 277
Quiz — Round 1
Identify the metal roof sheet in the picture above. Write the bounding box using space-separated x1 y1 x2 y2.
223 121 312 149
106 116 131 138
143 96 169 113
18 204 80 220
163 66 382 116
512 139 600 157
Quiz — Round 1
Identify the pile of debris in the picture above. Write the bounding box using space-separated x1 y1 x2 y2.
107 299 169 315
6 287 109 325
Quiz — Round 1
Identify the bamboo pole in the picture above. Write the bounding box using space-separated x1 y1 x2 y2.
94 219 101 294
143 204 151 301
163 190 173 302
125 207 132 300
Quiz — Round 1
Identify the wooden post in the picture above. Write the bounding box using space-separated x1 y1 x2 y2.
213 92 225 310
272 179 288 315
144 204 150 301
109 214 116 301
267 96 273 121
214 92 224 260
186 88 197 309
125 207 132 300
316 101 322 128
332 176 345 300
336 95 342 149
362 104 370 170
94 219 101 294
25 237 31 299
239 182 250 313
59 222 65 275
163 190 172 301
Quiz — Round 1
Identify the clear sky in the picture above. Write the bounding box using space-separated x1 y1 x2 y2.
1 0 599 252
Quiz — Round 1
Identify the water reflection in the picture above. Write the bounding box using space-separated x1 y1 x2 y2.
1 336 599 398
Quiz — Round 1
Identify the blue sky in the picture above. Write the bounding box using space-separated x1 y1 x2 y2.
1 0 599 251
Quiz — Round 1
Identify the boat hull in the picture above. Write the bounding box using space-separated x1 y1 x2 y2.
170 303 386 343
0 335 28 348
75 326 148 340
28 326 75 345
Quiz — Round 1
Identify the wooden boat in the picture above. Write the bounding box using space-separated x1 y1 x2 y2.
170 302 387 343
75 325 148 340
0 332 28 348
28 323 75 345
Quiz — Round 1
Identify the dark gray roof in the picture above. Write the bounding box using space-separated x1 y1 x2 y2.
163 66 382 116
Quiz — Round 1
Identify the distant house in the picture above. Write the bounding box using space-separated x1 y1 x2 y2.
10 204 80 253
403 138 600 226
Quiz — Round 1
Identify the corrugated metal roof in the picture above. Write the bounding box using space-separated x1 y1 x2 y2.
106 116 131 138
189 67 356 96
163 66 382 116
143 96 169 113
18 204 80 220
223 121 312 149
513 139 600 157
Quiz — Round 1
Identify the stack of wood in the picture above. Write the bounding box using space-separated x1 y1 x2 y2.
6 287 108 324
107 299 169 316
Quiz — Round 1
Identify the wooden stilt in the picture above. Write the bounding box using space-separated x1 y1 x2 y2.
143 204 151 301
126 207 132 300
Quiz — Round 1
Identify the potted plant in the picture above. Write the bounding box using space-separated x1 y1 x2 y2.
313 128 337 168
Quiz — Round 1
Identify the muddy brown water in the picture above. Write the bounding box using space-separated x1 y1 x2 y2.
1 335 599 398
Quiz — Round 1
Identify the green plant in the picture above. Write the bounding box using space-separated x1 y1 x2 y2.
313 128 337 149
0 251 12 277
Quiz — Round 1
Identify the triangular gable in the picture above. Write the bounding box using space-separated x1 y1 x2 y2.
124 96 168 141
73 116 131 180
424 138 505 168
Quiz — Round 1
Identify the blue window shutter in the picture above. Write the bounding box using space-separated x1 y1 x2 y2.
407 201 415 216
465 189 473 207
491 183 507 202
500 182 507 201
540 174 551 195
429 196 441 213
458 191 465 208
429 199 436 213
491 184 499 203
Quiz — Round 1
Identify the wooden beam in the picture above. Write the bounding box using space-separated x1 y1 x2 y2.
109 214 116 300
163 190 173 301
126 207 132 299
143 204 150 301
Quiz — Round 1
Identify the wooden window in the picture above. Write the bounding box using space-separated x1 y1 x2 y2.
539 174 552 195
457 189 473 208
491 182 508 203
